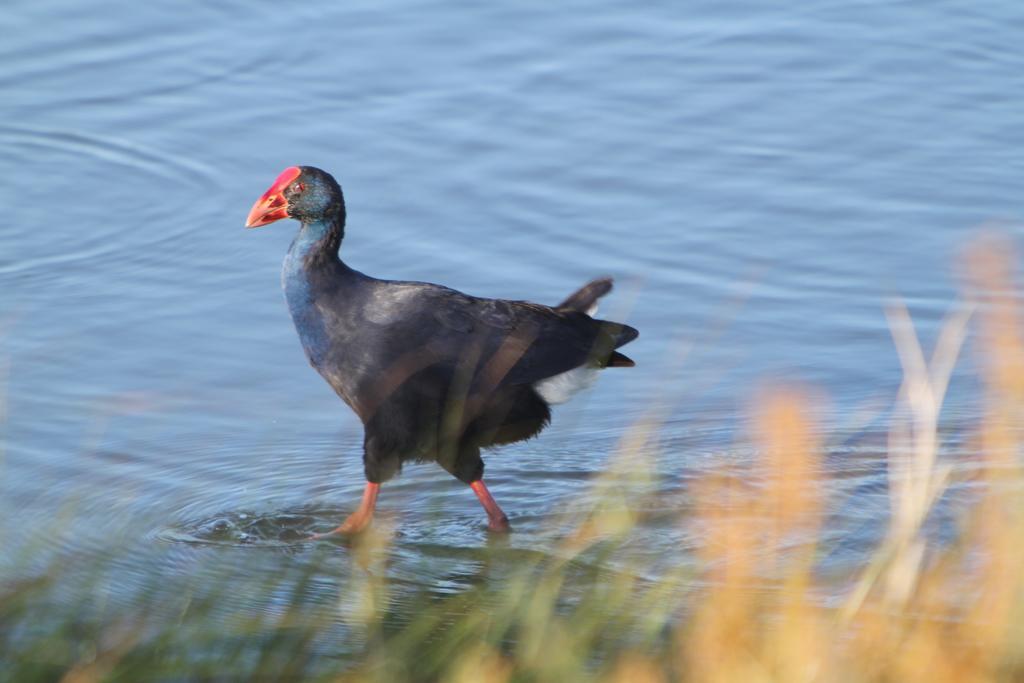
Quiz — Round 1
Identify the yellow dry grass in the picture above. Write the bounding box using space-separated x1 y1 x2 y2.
432 236 1024 683
7 238 1023 683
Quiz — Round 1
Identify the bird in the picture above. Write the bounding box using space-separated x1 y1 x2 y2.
245 166 638 536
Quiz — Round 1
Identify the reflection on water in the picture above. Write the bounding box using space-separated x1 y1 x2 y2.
2 0 1022 647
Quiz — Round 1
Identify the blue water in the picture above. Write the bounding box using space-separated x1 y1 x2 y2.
2 0 1022 649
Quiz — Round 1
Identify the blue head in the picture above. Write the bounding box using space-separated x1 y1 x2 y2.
245 166 346 229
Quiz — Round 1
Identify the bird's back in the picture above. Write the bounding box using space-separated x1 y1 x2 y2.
294 266 635 423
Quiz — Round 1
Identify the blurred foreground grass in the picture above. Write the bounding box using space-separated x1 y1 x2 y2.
3 237 1024 682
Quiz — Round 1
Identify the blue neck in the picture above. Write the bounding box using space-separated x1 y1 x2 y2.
290 219 338 259
282 219 342 367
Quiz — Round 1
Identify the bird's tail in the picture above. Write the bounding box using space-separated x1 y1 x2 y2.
587 322 638 368
560 277 639 368
557 277 613 313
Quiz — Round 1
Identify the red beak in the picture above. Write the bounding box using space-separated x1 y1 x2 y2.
245 166 302 228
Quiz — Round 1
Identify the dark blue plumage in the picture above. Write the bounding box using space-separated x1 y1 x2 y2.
246 166 638 535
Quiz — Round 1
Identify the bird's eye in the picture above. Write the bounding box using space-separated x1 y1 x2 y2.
292 182 305 195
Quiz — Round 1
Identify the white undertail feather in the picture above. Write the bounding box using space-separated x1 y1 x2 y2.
534 366 600 404
533 302 602 405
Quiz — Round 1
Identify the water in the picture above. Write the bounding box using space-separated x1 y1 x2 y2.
2 0 1022 658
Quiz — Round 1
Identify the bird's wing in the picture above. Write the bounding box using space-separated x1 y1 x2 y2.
412 284 637 390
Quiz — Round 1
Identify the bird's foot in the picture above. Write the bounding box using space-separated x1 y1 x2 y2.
309 482 380 541
487 515 511 533
308 513 373 541
470 480 511 533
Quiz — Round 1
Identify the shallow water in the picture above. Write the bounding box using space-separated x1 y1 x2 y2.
2 0 1022 658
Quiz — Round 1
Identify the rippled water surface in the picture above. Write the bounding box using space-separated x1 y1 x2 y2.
2 0 1022 658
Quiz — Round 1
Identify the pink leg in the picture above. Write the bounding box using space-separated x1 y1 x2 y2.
470 480 510 532
312 482 379 539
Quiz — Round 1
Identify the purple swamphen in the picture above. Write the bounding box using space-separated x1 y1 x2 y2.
246 166 638 536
